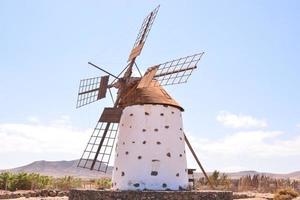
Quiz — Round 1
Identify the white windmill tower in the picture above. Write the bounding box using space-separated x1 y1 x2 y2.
76 5 212 191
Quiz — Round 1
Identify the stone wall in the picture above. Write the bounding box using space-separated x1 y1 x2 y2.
69 189 233 200
0 190 68 199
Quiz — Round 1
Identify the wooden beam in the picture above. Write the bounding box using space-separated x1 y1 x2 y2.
184 132 215 189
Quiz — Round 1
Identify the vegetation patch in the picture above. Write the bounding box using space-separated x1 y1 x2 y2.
274 188 299 200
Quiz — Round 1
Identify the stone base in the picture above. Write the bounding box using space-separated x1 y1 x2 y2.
69 189 233 200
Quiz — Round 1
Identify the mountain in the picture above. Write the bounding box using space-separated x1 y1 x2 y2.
1 160 299 180
0 160 112 179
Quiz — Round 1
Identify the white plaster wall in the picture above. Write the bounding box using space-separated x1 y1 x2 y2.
112 104 188 190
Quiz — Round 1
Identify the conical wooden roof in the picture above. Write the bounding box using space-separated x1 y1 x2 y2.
118 80 183 111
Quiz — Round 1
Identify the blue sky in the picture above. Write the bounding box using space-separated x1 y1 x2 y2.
0 0 299 173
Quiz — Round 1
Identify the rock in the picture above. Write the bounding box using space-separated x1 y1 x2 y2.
30 191 38 197
40 189 49 197
58 191 68 197
24 192 31 198
48 190 57 197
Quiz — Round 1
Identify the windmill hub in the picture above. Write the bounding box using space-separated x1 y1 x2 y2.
75 5 213 191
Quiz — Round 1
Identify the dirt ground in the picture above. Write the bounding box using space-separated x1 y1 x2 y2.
233 192 274 200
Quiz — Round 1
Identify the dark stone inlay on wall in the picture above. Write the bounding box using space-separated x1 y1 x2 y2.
125 151 129 155
142 141 146 144
162 183 167 188
165 125 169 129
171 111 174 114
130 113 133 116
160 113 164 116
176 173 180 177
115 167 118 171
151 171 158 176
180 128 182 131
145 112 149 115
132 141 135 143
142 129 146 132
121 172 125 176
166 152 171 157
156 141 161 145
130 126 132 128
123 142 125 145
154 128 158 132
179 154 182 157
179 137 183 140
138 156 142 159
133 183 140 187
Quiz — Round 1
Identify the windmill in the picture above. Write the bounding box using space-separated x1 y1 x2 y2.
76 5 213 190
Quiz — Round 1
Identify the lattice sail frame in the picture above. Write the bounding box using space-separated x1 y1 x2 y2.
77 122 119 173
128 5 160 62
76 77 102 108
153 52 204 86
132 5 159 49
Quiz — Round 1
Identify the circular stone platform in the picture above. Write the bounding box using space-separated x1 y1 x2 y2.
69 189 233 200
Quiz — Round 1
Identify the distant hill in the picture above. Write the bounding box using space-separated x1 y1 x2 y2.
195 170 300 180
1 160 299 180
0 160 112 179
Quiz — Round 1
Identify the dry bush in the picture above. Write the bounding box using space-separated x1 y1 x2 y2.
274 188 299 200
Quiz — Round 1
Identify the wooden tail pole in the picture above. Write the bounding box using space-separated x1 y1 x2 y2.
183 133 215 189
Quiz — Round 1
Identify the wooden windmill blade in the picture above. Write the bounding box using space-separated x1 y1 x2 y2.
76 75 109 108
78 107 122 172
78 121 120 173
152 52 204 87
128 5 160 62
137 65 159 88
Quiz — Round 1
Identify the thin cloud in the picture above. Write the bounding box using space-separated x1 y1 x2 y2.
27 116 40 123
187 130 300 171
216 111 267 129
196 130 299 157
0 116 90 154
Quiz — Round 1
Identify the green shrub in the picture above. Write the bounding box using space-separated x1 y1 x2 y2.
0 172 12 190
95 178 111 189
274 188 299 200
208 170 231 189
52 176 82 190
0 172 52 191
28 173 53 190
